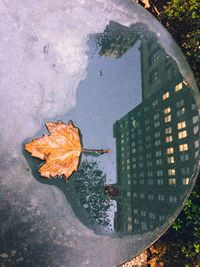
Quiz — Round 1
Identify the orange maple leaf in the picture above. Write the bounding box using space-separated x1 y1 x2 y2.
25 120 111 179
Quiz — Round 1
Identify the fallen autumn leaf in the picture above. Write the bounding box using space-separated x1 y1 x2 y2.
25 120 111 179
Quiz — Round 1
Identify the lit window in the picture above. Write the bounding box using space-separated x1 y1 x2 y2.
169 178 176 185
167 156 175 163
163 92 170 100
177 108 185 117
166 136 173 143
128 180 131 185
164 115 171 123
175 82 183 92
177 121 186 129
183 177 190 185
178 130 187 139
179 143 188 152
164 107 171 114
127 192 131 197
168 169 176 175
128 216 132 222
165 127 172 134
127 165 130 170
167 147 174 154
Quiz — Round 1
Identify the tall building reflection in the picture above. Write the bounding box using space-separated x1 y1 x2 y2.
113 37 199 234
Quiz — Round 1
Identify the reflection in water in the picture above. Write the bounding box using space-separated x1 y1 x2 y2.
26 21 199 237
112 32 199 235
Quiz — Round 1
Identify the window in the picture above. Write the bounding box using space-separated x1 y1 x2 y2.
128 223 132 232
166 136 173 143
156 159 162 165
150 50 159 65
133 192 137 198
178 130 187 139
181 167 190 175
191 103 197 110
128 216 132 222
158 194 164 201
149 212 156 219
155 140 161 146
164 115 171 123
164 107 171 114
133 209 138 214
176 99 184 108
163 92 170 100
180 154 189 161
134 219 139 224
147 153 152 159
167 156 175 163
132 180 137 185
157 170 163 176
167 147 174 154
154 121 160 128
140 179 144 185
195 140 199 148
194 125 199 135
147 161 153 167
177 108 185 117
165 127 172 134
193 116 198 124
148 179 154 185
150 70 159 84
144 106 149 112
148 194 154 200
183 177 190 185
157 179 164 185
154 113 159 120
141 222 147 231
156 150 162 157
128 180 131 185
155 131 160 138
175 82 183 92
159 215 165 221
127 192 131 197
168 169 176 175
140 193 145 199
169 195 177 203
177 121 186 129
141 210 146 216
152 99 158 106
169 178 176 185
179 143 188 152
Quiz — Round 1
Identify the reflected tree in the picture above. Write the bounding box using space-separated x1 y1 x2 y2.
73 160 111 226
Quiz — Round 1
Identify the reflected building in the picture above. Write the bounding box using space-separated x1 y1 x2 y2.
113 37 199 234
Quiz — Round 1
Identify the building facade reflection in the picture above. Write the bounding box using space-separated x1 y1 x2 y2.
113 37 199 234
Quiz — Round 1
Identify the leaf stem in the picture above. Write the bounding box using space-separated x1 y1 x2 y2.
82 148 111 154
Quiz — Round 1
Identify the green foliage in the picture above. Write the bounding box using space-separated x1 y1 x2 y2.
160 0 200 85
